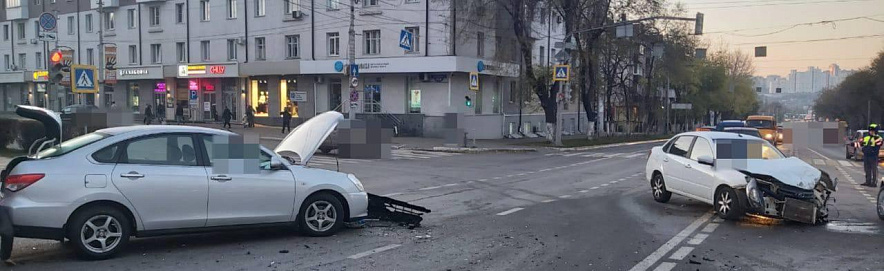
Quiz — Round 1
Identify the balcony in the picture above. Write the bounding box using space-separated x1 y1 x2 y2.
90 0 119 9
5 4 28 21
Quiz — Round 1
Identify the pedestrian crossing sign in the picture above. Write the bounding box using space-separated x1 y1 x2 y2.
71 65 99 93
553 65 570 82
469 72 479 91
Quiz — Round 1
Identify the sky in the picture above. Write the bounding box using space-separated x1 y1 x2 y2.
679 0 884 77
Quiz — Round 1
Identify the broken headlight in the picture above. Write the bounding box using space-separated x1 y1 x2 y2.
745 176 764 210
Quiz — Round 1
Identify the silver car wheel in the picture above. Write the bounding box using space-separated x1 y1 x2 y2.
718 190 732 215
80 215 123 254
305 201 337 232
877 188 884 219
653 178 664 198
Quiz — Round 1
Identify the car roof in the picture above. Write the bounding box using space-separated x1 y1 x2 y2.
723 127 758 131
675 131 765 140
97 125 236 136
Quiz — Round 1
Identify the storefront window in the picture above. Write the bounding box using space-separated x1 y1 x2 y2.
329 78 342 112
364 84 381 113
128 83 139 112
409 89 420 113
281 79 299 118
250 79 270 117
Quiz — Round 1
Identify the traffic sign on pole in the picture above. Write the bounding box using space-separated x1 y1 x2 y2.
70 65 98 93
553 65 570 82
469 72 479 91
39 13 57 32
399 29 414 51
350 64 359 77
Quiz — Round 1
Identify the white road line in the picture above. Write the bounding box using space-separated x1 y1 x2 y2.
381 192 403 197
517 173 527 176
601 183 609 187
347 244 402 260
625 153 645 158
712 217 724 223
610 181 619 184
419 186 441 191
539 168 552 172
619 178 626 181
496 207 524 216
579 190 589 193
493 176 502 180
559 195 572 199
443 183 458 187
700 223 719 233
564 152 588 157
805 148 833 161
590 186 600 190
477 179 488 182
628 211 714 271
652 262 677 271
839 160 853 167
813 159 826 165
668 246 694 260
542 199 556 203
686 233 709 245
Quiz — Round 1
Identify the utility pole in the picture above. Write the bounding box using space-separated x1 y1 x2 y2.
97 0 105 108
347 0 357 119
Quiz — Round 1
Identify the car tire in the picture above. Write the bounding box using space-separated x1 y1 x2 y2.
297 193 345 237
651 173 672 203
877 187 884 221
846 148 852 159
714 187 744 220
319 147 332 154
67 206 131 260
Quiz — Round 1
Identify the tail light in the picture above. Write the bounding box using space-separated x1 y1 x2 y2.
4 174 45 192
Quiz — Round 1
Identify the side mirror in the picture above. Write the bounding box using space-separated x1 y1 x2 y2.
270 156 285 170
698 155 715 166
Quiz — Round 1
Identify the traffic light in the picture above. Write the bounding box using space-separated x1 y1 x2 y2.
49 50 65 83
694 12 704 35
465 96 472 107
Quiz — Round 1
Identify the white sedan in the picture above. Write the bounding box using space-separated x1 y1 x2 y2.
645 131 837 224
1 106 368 260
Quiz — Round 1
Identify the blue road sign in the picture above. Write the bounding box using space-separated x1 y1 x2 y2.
350 64 359 77
469 72 479 91
399 29 414 51
334 61 344 72
190 90 198 100
553 65 570 82
477 61 485 72
71 65 98 93
39 13 57 32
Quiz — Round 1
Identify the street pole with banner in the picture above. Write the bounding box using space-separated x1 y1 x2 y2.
347 0 357 119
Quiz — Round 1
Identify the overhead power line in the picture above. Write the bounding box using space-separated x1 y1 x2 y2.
735 33 884 45
685 0 877 9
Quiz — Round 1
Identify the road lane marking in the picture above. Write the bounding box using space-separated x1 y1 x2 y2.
806 148 833 161
579 190 589 193
478 179 488 182
590 186 600 190
443 183 458 187
496 207 524 216
493 176 502 180
619 178 626 181
347 244 402 259
601 183 609 187
539 168 552 172
559 195 572 199
610 181 619 184
652 262 677 271
700 223 719 233
381 192 403 197
628 211 714 271
839 160 853 167
813 159 826 165
625 153 644 158
686 233 709 245
668 246 694 260
516 173 527 176
542 199 556 203
419 186 441 191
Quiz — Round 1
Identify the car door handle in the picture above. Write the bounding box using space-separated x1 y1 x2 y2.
663 157 669 162
120 172 144 178
211 175 232 182
685 164 692 169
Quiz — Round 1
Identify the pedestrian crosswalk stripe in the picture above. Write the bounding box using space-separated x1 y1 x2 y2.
839 160 853 167
813 159 826 165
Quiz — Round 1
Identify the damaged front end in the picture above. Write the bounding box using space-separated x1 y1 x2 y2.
742 170 837 224
365 194 431 229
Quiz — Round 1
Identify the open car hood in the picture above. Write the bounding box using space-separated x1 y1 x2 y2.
15 105 62 142
274 111 343 165
728 157 821 190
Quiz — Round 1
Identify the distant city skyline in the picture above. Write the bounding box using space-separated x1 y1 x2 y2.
753 63 855 94
680 0 884 77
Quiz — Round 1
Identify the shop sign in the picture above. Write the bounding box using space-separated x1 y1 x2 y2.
119 68 150 76
209 66 226 74
203 102 211 112
178 64 236 77
36 84 47 93
105 70 117 85
189 80 199 90
154 82 166 93
410 90 421 108
32 70 49 82
290 91 307 102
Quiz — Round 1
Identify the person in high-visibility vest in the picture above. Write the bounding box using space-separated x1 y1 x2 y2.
861 123 883 187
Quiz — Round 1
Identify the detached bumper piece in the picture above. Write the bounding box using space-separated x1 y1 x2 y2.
744 170 837 225
366 193 431 229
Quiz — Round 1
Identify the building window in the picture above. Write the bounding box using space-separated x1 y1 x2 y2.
149 6 161 26
285 0 298 14
227 39 237 60
285 35 299 59
509 81 517 103
405 27 419 53
35 52 42 69
128 45 137 64
104 11 115 30
363 30 380 55
250 79 270 117
3 25 8 41
327 32 339 56
18 54 26 70
86 49 94 65
17 22 25 40
176 3 185 23
477 31 484 57
151 44 162 64
326 0 339 10
493 84 500 114
539 46 545 66
176 42 186 62
67 16 75 35
281 79 299 117
408 82 421 113
126 9 136 29
255 37 266 60
201 0 211 21
405 0 418 3
255 0 265 16
201 40 210 61
3 55 9 70
551 49 556 63
363 0 377 6
85 14 93 32
6 0 20 8
227 0 237 18
363 84 381 113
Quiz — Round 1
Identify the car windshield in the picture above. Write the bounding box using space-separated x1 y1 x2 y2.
746 120 775 129
36 133 110 159
726 129 761 138
715 139 784 160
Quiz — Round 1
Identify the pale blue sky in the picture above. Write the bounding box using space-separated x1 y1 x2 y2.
680 0 884 76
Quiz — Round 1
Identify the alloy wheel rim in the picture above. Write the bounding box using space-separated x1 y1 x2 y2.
878 190 884 216
718 191 732 215
653 177 664 198
80 215 123 254
305 201 337 232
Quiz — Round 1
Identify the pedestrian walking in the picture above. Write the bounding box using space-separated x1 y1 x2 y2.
144 105 153 125
246 106 256 128
222 107 233 129
862 123 883 187
281 108 292 133
175 103 185 124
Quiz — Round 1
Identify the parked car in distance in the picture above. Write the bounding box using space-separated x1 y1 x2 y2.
777 126 784 144
845 129 884 160
1 106 369 260
723 127 762 139
746 115 778 145
695 126 715 132
61 104 99 115
646 131 837 224
715 120 746 131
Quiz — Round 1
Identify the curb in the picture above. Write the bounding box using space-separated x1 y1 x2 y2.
410 147 538 153
552 138 669 152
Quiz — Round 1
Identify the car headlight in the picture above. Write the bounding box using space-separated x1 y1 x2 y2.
764 134 773 139
745 176 764 210
348 174 365 192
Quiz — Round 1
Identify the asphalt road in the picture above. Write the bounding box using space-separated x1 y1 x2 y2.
3 141 883 270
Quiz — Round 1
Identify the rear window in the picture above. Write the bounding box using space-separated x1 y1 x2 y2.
716 139 784 160
746 120 775 129
36 133 110 159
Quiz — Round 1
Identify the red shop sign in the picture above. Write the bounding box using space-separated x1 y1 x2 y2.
209 65 226 74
